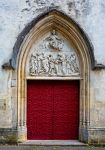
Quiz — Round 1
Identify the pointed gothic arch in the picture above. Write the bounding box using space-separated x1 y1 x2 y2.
3 9 105 143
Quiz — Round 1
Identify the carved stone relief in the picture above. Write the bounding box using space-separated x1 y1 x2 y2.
29 30 80 77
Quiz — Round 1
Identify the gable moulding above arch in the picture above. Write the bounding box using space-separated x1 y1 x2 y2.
2 8 105 70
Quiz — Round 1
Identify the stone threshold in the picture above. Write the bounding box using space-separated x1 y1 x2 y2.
20 140 86 146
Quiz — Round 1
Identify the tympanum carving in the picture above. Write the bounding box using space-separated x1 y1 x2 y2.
29 30 80 77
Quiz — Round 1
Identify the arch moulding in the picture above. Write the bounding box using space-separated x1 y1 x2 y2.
3 9 105 143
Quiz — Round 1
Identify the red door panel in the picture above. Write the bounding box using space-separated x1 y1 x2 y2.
27 81 53 139
27 80 79 140
53 82 79 139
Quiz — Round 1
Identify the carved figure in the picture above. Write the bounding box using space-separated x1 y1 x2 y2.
36 53 41 74
55 54 65 76
41 54 49 73
70 53 79 73
66 56 73 75
29 54 37 75
48 54 56 75
46 30 64 51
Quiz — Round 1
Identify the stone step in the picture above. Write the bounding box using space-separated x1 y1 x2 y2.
20 140 86 146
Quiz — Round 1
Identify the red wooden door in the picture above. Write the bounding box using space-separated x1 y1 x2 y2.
27 80 79 140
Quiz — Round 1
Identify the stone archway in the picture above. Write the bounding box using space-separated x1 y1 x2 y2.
3 9 104 143
16 10 90 142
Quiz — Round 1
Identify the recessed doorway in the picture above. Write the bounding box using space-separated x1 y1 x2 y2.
27 80 80 140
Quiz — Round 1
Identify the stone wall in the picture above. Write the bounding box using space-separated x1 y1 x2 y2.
0 0 105 144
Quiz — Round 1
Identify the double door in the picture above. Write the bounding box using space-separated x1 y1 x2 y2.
27 80 79 140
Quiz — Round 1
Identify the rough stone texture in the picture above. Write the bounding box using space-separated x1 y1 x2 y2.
0 0 105 144
0 146 105 150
